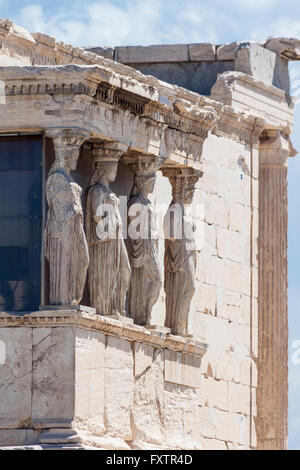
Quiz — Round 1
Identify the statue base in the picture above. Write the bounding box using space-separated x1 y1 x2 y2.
40 305 96 314
146 325 171 335
0 309 207 449
103 313 134 324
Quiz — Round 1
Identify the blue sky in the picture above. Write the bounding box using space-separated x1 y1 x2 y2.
1 0 300 449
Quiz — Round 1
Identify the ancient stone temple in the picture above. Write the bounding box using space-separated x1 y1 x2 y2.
0 18 298 450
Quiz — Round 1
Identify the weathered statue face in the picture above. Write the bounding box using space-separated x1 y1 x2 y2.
107 163 118 183
67 150 79 172
144 176 155 195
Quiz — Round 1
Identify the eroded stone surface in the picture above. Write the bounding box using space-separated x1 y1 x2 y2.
32 327 75 425
132 344 164 445
0 328 32 429
165 350 201 389
235 43 276 86
163 382 201 449
104 336 134 439
74 329 105 432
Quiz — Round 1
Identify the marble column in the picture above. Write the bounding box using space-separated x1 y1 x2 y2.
44 128 90 306
162 167 201 336
123 154 164 325
86 142 131 317
257 130 295 450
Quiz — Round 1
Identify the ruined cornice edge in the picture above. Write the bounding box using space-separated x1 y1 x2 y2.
0 65 280 146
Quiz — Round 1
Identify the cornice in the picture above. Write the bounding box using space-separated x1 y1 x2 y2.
0 64 292 149
211 71 295 134
0 18 295 144
0 309 208 358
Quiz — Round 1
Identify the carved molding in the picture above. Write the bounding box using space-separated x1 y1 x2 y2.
1 62 294 152
0 310 208 358
259 130 297 167
91 141 129 161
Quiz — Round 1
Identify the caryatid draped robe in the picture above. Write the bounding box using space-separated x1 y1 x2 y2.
164 204 197 336
127 194 162 325
45 171 89 305
86 183 131 315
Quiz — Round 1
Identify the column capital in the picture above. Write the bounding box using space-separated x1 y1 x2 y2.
91 141 128 163
45 128 90 146
123 153 166 175
259 130 296 167
161 166 202 201
46 128 90 174
162 166 202 183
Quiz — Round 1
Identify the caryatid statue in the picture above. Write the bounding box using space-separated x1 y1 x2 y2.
124 155 165 326
162 167 201 336
45 129 90 306
86 143 131 316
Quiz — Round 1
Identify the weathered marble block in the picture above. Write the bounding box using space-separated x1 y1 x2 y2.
32 327 75 427
104 336 134 440
0 328 32 429
165 350 201 389
132 343 164 445
0 319 105 440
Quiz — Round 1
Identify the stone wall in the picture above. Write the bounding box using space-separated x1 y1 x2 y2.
0 128 258 450
0 322 250 450
105 42 290 95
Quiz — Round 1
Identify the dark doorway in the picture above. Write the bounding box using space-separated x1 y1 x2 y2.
0 135 43 311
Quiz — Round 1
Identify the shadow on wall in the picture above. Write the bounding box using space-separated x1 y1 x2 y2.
131 61 235 96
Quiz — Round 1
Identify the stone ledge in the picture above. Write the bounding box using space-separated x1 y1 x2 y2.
0 64 292 146
115 44 189 64
0 309 208 358
115 43 216 63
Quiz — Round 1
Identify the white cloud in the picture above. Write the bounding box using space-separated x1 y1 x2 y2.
15 1 171 46
13 0 238 47
14 0 296 49
251 18 300 41
237 0 279 7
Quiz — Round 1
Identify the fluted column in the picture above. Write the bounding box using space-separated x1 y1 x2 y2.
257 130 295 450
